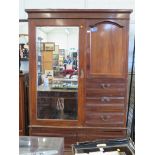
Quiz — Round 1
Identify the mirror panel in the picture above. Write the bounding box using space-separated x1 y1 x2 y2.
36 26 79 120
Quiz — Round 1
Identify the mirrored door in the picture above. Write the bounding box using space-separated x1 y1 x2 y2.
36 26 79 120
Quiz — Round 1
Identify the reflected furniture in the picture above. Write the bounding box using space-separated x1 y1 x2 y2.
26 9 132 150
19 136 64 155
19 73 29 136
42 50 53 73
19 73 25 135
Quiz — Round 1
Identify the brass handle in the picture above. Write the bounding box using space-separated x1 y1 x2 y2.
100 115 111 121
101 83 111 89
101 97 110 103
80 69 84 78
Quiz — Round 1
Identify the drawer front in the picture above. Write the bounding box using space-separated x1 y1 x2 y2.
85 96 125 112
86 79 126 89
77 128 126 142
86 89 125 97
85 112 124 127
86 79 126 97
85 104 124 112
86 96 125 105
78 134 126 142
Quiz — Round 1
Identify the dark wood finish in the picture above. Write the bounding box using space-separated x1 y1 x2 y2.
26 9 132 19
86 96 125 104
86 89 125 97
85 104 125 112
77 127 126 142
86 20 128 79
86 79 126 89
19 74 25 135
26 9 132 149
28 19 85 127
85 112 124 127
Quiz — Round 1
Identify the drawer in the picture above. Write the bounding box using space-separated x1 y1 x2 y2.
86 79 126 97
85 104 124 112
86 96 125 105
86 79 126 89
77 128 126 142
86 89 125 97
85 112 124 127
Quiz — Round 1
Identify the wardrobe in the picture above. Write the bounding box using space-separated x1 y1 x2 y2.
26 9 132 149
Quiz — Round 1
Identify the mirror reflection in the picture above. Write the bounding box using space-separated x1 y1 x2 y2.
36 27 79 120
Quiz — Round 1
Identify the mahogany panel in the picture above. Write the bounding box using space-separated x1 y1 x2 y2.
86 20 127 78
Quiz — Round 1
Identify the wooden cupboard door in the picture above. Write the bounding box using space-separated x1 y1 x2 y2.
86 20 128 78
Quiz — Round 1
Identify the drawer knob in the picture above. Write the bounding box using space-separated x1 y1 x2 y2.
101 83 111 89
100 115 111 121
101 97 110 103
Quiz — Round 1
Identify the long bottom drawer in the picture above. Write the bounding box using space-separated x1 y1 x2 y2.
30 126 127 149
77 128 126 142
